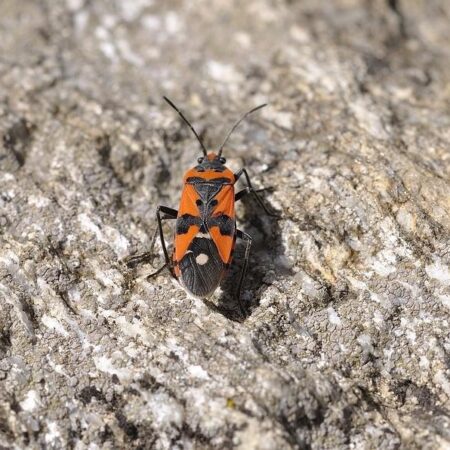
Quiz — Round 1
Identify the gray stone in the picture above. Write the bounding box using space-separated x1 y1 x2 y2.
1 0 450 448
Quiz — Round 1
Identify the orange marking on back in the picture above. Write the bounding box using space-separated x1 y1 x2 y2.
208 185 235 263
177 184 200 217
213 184 235 218
174 224 200 263
209 228 234 263
174 184 202 263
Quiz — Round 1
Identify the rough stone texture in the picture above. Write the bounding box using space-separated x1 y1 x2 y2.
1 0 450 448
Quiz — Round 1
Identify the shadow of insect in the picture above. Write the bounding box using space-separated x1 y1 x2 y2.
205 187 289 322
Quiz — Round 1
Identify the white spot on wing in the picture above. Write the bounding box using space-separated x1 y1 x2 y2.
196 254 209 265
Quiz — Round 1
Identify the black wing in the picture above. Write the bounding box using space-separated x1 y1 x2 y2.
178 236 225 298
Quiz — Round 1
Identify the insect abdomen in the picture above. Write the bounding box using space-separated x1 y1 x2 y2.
178 236 225 297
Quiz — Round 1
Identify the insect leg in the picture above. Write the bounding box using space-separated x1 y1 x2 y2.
125 206 177 273
155 205 178 277
158 206 178 219
235 187 251 202
234 168 280 217
124 226 160 268
147 262 169 278
235 228 252 316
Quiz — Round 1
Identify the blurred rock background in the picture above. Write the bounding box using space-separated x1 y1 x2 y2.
1 0 450 448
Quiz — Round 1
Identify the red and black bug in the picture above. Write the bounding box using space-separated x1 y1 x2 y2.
131 97 278 313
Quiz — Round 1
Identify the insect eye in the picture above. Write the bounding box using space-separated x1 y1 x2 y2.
219 157 226 164
197 157 204 164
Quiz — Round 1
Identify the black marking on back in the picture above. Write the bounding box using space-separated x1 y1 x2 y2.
186 177 231 185
194 183 222 203
208 214 235 236
186 177 232 211
176 214 201 234
179 237 225 297
186 177 205 184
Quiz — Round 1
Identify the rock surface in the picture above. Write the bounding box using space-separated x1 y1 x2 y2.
1 0 450 448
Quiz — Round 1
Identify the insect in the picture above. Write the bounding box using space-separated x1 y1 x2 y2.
129 97 278 314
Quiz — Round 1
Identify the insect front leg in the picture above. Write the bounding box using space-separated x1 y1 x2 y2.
234 168 280 217
235 228 252 316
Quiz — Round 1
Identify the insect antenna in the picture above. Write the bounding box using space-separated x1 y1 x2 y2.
163 96 207 157
218 103 267 157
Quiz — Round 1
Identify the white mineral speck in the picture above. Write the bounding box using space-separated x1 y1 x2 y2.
165 12 181 34
148 392 184 427
45 422 61 444
93 356 132 382
20 390 41 412
349 98 389 140
425 260 450 285
188 365 209 380
120 0 151 22
433 371 450 397
327 307 342 326
439 295 450 309
207 61 244 84
42 315 69 337
28 195 51 208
